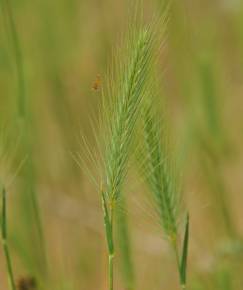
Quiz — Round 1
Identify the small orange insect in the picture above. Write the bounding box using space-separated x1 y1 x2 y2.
92 74 101 91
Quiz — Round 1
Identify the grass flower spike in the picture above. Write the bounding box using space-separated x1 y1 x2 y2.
140 97 189 289
100 20 158 290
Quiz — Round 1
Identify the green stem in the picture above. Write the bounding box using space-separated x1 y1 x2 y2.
2 240 16 290
108 205 114 290
1 187 16 290
101 192 115 290
109 253 114 290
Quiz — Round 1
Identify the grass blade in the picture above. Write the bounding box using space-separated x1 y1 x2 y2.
1 186 16 290
180 212 189 288
1 0 26 118
1 0 48 278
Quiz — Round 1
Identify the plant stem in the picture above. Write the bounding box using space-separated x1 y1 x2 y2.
1 187 16 290
102 192 115 290
108 204 114 290
2 240 16 290
109 253 114 290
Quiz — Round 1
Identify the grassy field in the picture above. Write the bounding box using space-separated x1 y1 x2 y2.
0 0 243 289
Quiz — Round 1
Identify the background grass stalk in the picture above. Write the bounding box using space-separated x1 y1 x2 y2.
1 187 16 290
1 0 48 278
1 0 25 118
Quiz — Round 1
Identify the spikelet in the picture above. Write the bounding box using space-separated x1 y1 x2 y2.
140 97 180 240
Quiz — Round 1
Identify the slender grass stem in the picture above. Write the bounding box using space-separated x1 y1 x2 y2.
3 240 16 290
102 192 115 290
1 0 26 118
109 252 114 290
30 183 49 277
109 203 114 290
1 187 16 290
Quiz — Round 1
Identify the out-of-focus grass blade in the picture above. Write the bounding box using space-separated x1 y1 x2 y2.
1 0 47 278
180 212 189 288
1 0 26 118
1 187 16 290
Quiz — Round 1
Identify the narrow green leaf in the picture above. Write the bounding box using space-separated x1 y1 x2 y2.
180 212 190 287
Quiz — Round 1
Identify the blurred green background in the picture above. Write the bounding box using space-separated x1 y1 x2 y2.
0 0 243 289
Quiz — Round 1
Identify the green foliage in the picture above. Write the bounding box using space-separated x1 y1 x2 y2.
0 0 48 280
